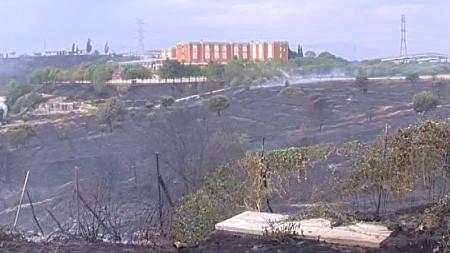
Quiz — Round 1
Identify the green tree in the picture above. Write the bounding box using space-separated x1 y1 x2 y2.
224 60 245 86
406 73 420 84
86 38 92 54
204 62 225 87
159 60 183 80
431 80 446 99
298 45 304 58
92 65 113 96
305 51 317 58
183 65 203 78
96 97 125 131
121 65 150 80
355 75 369 95
30 68 61 84
11 92 43 114
104 42 110 55
288 48 298 59
5 81 33 107
205 95 230 116
413 91 438 115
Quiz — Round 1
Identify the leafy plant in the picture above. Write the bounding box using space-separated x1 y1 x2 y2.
413 91 438 114
277 86 304 98
343 121 450 216
171 145 330 244
355 76 369 95
406 73 420 84
171 168 247 244
5 81 33 107
11 92 44 113
96 97 126 131
205 95 230 116
160 96 175 108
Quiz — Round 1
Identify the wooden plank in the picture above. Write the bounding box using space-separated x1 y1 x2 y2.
215 211 287 236
215 211 393 248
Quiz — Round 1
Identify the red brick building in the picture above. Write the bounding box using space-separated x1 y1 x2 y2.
161 41 289 64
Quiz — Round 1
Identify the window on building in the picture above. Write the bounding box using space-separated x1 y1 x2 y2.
268 44 273 59
193 44 198 60
214 45 219 60
222 45 227 59
205 46 210 60
243 46 248 59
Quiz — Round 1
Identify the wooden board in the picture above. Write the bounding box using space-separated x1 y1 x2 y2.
215 211 392 248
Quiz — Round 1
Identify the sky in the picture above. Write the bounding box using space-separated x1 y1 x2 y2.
0 0 449 59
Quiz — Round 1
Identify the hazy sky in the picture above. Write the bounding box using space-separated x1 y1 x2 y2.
0 0 449 59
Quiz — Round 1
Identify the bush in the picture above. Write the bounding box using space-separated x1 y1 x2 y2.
11 92 44 113
431 80 447 99
92 65 113 96
171 168 247 244
278 86 304 98
413 91 438 114
121 65 150 80
96 97 126 131
354 76 369 94
205 95 230 116
5 81 33 107
406 73 420 83
171 145 330 244
160 96 175 108
147 111 158 121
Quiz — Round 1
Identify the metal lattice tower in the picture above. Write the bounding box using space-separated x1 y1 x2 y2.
137 19 146 54
400 14 408 57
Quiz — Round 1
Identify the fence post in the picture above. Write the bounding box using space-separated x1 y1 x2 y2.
14 170 30 228
156 153 163 230
260 137 273 213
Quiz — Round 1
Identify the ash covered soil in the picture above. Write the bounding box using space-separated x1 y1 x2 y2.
1 79 450 252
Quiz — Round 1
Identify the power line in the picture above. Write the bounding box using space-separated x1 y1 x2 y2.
136 19 146 53
400 14 408 57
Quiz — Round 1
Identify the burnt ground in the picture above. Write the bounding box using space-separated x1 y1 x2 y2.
0 202 448 253
0 79 450 246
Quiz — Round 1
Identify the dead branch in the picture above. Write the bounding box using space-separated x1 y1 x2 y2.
26 189 44 236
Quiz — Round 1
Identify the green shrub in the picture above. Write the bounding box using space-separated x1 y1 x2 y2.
205 95 230 116
12 92 44 113
277 86 304 97
406 73 420 83
5 81 33 107
92 65 113 96
147 111 157 121
354 76 369 94
160 96 175 107
171 168 247 244
171 145 330 244
413 91 438 114
96 97 126 131
121 65 151 80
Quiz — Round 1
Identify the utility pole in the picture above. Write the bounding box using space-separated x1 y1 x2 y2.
137 19 146 54
400 14 408 58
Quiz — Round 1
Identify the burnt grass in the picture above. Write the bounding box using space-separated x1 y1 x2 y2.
1 79 450 252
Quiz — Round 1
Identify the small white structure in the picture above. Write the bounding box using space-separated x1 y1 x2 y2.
0 96 8 125
43 102 77 112
216 211 393 248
